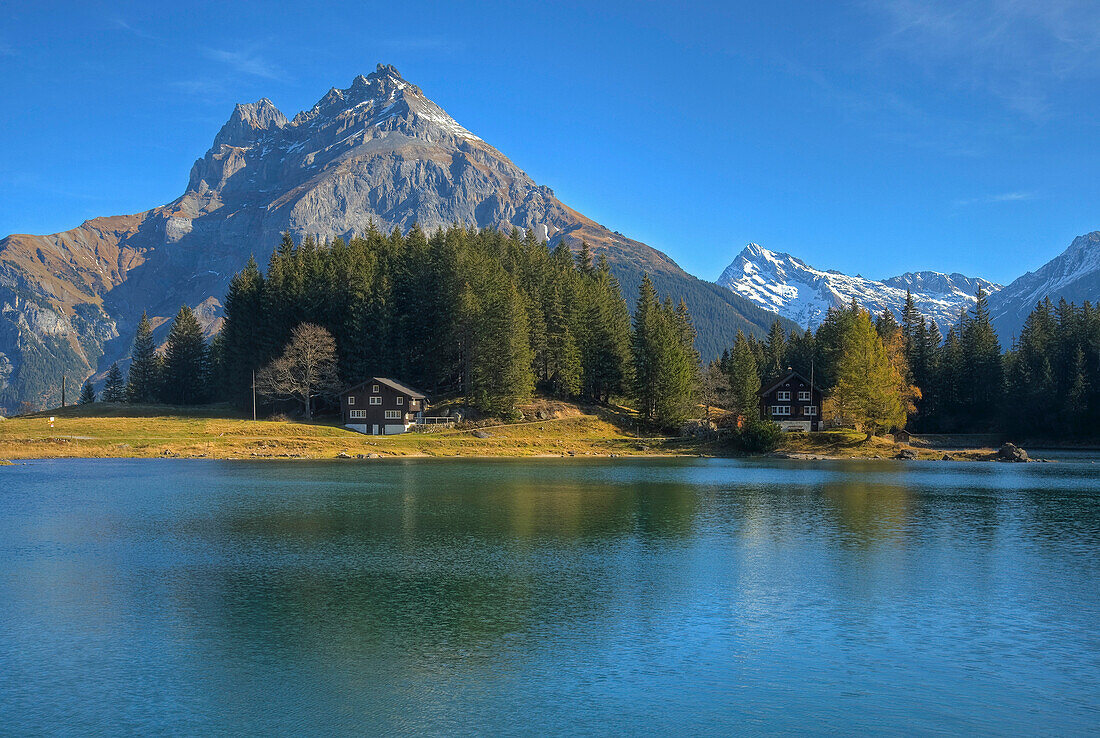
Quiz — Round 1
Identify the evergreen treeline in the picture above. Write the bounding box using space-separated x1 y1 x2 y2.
717 287 1100 439
212 226 699 425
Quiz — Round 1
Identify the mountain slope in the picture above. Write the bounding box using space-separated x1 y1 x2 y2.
988 231 1100 341
0 64 787 411
716 243 1001 330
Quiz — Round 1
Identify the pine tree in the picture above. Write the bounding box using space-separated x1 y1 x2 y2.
543 280 582 397
876 309 899 341
466 278 535 414
958 286 1003 429
126 311 162 403
762 320 788 383
900 290 920 354
102 363 126 403
580 255 632 403
726 329 760 420
78 380 96 404
218 255 265 405
160 306 210 405
631 273 661 420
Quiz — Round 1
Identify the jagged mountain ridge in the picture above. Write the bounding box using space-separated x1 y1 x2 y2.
0 64 788 411
716 243 1002 330
988 231 1100 341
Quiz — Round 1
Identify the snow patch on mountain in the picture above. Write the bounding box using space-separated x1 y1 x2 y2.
717 243 1001 330
988 231 1100 340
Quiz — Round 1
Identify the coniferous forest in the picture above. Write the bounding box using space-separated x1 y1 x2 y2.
104 224 1100 441
717 287 1100 440
210 225 696 427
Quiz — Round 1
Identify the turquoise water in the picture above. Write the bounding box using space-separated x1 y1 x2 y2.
1 458 1098 735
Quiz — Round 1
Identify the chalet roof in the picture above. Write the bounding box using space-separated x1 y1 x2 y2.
341 377 428 399
758 370 820 397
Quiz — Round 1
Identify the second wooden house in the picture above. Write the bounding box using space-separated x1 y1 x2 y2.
758 369 823 432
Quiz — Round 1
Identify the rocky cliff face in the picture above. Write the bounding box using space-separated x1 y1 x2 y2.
0 64 783 411
717 243 1001 330
988 231 1100 341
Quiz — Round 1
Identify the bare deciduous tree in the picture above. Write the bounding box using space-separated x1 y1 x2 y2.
255 323 341 420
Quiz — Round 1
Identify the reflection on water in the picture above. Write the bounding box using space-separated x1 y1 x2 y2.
1 458 1098 734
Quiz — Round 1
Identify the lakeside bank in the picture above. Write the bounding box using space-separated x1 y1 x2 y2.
0 404 1025 463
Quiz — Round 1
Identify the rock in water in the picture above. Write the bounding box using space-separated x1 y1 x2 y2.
997 443 1030 462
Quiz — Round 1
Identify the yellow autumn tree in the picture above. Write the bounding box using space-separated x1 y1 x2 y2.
828 309 909 438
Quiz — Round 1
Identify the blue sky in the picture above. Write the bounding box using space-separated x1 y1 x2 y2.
1 0 1098 285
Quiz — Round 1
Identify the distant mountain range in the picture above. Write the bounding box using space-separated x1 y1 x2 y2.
716 243 1002 330
0 64 789 412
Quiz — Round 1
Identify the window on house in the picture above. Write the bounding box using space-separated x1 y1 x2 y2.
777 391 790 401
805 406 817 416
771 405 791 416
372 384 379 393
396 397 403 405
370 397 382 405
349 410 366 419
385 410 401 419
798 391 810 401
347 396 355 405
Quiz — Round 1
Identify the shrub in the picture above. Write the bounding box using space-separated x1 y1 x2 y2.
737 418 784 453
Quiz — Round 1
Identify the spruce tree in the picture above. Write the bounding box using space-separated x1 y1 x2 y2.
126 311 162 404
763 320 788 383
219 255 265 405
631 273 661 420
102 363 126 403
78 380 96 404
543 281 582 397
161 306 210 405
959 286 1003 428
581 255 632 403
726 330 761 420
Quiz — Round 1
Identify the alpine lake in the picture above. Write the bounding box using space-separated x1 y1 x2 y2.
2 456 1098 735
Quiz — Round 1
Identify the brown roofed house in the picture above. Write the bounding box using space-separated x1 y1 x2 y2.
340 377 428 435
759 369 823 432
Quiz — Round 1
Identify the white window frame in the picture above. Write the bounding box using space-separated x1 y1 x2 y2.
805 406 817 416
798 391 810 401
347 396 355 405
396 396 403 405
349 409 366 419
771 405 791 416
777 391 790 401
372 384 380 393
370 396 382 405
385 410 401 420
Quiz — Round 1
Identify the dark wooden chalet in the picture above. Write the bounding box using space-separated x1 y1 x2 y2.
759 369 823 431
340 377 428 435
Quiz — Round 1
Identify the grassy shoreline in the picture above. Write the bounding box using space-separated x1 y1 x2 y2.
0 403 1003 463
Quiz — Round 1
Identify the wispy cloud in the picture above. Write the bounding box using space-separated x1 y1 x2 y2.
954 191 1037 207
203 47 283 80
866 0 1100 119
0 41 16 56
111 18 158 41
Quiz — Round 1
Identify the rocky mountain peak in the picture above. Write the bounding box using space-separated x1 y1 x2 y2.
212 98 288 149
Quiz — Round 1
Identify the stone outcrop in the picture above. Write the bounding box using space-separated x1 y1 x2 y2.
996 443 1030 462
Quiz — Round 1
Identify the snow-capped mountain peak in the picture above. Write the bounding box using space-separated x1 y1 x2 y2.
717 243 1002 329
988 231 1100 339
